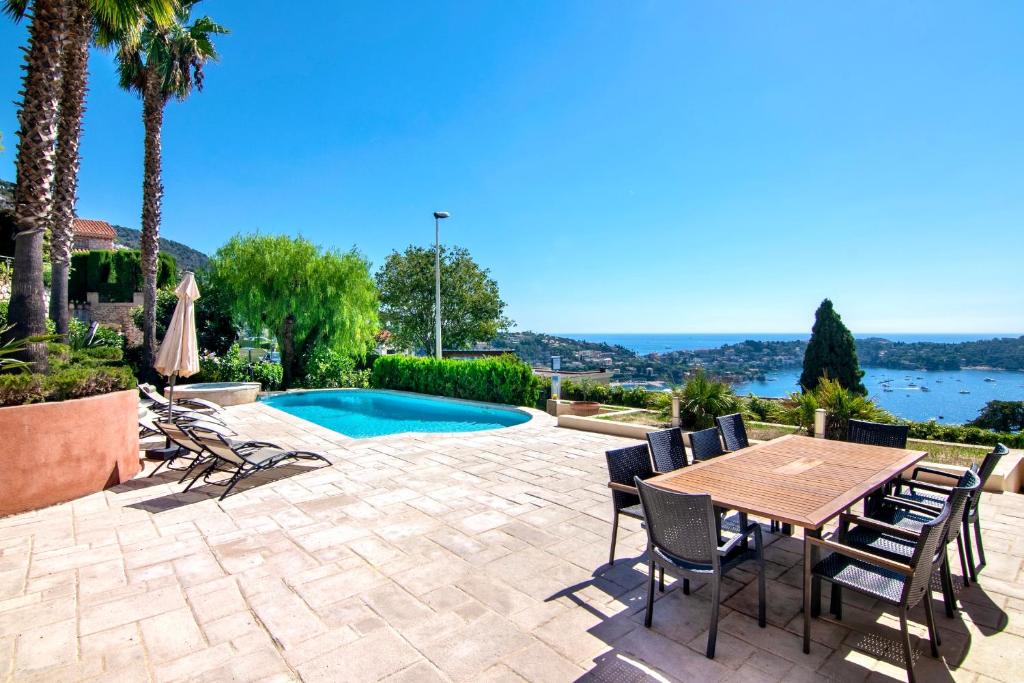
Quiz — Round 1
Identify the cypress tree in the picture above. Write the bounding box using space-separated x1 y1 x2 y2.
799 299 866 395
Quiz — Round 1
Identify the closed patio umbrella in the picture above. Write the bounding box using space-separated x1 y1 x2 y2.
154 272 201 421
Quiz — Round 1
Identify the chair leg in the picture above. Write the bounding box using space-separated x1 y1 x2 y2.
682 577 689 595
659 567 665 592
706 577 721 659
899 608 916 683
941 559 957 618
830 584 843 619
644 559 656 628
957 534 971 588
963 520 979 584
974 517 986 569
923 592 941 654
218 469 248 501
609 510 619 566
182 461 215 493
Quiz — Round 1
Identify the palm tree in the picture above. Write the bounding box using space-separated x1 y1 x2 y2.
115 0 225 369
48 0 176 336
675 369 739 430
2 0 66 369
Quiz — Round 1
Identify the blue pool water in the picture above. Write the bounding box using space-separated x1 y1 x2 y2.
262 390 531 438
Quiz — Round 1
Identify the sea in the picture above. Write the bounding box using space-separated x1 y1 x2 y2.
556 332 1024 424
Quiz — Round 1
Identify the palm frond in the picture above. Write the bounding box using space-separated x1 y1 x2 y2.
2 0 29 21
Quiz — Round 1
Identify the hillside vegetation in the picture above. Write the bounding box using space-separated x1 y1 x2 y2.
112 225 209 272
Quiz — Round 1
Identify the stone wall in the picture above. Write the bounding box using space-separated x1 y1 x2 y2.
71 291 144 345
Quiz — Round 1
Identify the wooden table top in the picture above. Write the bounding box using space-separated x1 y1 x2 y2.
648 434 928 530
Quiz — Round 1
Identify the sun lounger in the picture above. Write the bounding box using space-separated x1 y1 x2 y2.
139 382 223 415
182 426 330 500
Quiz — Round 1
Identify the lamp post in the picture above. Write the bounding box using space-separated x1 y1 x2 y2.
433 211 450 359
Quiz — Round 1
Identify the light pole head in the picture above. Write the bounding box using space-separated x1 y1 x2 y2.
433 211 450 220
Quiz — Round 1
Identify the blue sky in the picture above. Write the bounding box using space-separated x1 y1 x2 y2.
1 2 1022 334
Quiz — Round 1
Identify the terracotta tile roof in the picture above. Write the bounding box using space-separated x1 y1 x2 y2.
72 218 117 240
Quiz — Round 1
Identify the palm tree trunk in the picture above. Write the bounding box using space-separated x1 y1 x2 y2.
49 0 92 337
4 0 66 370
140 73 165 369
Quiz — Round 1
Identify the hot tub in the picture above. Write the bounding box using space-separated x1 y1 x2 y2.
164 381 261 407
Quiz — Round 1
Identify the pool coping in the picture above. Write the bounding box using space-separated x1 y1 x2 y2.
254 388 554 442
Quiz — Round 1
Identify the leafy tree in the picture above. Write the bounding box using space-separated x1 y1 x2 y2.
134 270 237 355
210 234 378 389
675 370 738 430
114 0 227 369
799 298 866 395
376 245 512 353
969 400 1024 433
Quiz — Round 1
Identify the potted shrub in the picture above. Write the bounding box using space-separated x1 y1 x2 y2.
0 334 140 516
570 401 601 417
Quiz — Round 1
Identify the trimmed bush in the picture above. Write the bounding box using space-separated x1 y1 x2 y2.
300 346 371 389
371 354 541 406
0 365 136 407
196 345 283 391
69 250 177 303
906 421 1024 449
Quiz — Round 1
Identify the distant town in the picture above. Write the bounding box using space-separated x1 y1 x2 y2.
494 331 1024 386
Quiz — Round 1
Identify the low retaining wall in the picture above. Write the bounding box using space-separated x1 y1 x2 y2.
0 390 140 516
560 414 1023 493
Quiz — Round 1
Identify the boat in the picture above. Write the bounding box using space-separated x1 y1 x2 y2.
883 388 894 393
908 383 917 388
935 380 943 384
920 386 931 392
959 389 970 394
984 377 996 382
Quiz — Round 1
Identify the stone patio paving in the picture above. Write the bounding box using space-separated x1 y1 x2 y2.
1 403 1023 682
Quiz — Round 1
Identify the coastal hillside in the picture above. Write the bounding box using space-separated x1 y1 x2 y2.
112 225 210 273
496 331 1024 384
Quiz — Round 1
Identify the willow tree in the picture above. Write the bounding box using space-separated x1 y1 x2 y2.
115 0 226 368
799 298 866 395
48 0 176 335
210 234 379 389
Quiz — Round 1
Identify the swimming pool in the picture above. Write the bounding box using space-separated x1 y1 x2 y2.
261 390 532 438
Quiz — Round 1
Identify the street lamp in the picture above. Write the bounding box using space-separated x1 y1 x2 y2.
433 211 450 359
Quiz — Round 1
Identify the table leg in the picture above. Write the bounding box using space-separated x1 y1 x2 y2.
806 527 822 618
740 512 749 550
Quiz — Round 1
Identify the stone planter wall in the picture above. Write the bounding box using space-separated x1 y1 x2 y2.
0 390 140 516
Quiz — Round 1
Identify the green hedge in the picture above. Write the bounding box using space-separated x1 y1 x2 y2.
906 421 1023 449
69 250 177 303
371 354 542 406
0 365 136 407
560 379 668 409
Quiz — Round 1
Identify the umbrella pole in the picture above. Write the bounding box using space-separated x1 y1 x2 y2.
166 373 177 423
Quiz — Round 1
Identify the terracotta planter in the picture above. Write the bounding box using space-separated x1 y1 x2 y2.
570 401 601 417
0 390 140 516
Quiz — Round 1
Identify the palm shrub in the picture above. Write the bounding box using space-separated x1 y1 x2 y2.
674 370 738 430
780 391 820 434
743 393 781 422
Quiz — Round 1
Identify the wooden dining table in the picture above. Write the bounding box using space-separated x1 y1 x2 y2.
647 433 928 622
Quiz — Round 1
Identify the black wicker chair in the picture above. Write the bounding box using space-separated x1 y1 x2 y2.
645 428 688 472
715 414 749 452
635 479 765 659
804 503 951 683
838 468 981 619
895 443 1008 584
689 427 725 461
847 419 909 449
604 444 656 566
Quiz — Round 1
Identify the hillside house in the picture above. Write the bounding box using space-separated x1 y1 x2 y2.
72 218 116 251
